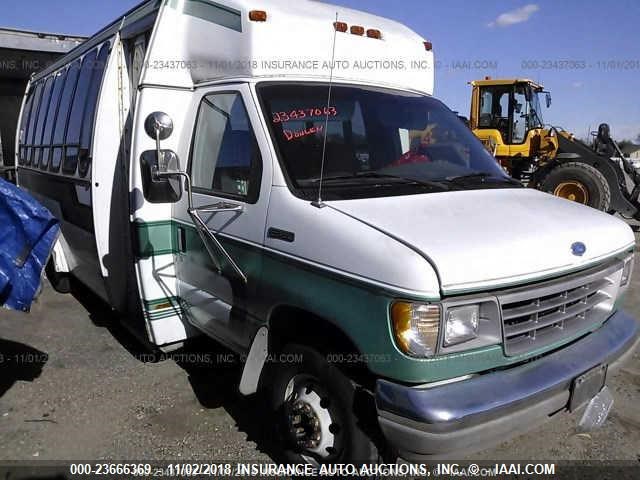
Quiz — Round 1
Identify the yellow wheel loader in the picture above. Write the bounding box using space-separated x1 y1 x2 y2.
467 77 640 218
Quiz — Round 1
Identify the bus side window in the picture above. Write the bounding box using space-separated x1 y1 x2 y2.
190 92 262 204
18 91 35 165
41 70 67 170
33 76 54 168
52 60 80 172
64 50 98 175
78 43 110 178
26 81 44 166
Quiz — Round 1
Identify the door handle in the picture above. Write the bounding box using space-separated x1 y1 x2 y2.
177 226 187 253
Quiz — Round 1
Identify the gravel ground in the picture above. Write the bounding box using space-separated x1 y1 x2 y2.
0 240 639 463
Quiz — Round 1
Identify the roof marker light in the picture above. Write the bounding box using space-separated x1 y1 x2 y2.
350 25 365 36
334 21 348 32
366 29 382 39
423 41 433 51
249 10 267 22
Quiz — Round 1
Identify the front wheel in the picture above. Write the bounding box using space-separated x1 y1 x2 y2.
540 162 611 211
265 344 378 465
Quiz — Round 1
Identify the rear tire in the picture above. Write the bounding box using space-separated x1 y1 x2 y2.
264 344 378 466
540 162 611 211
45 260 71 294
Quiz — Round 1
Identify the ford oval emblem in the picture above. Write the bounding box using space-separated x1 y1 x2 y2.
571 242 586 257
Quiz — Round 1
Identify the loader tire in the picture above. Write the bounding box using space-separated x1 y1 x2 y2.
541 162 611 212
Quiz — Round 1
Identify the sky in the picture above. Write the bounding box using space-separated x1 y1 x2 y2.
3 0 640 141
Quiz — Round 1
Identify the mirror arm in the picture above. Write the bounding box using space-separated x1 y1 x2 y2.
154 168 247 283
155 126 167 171
155 170 193 210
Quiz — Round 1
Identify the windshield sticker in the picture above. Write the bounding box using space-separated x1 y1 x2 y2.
272 107 337 124
284 125 324 141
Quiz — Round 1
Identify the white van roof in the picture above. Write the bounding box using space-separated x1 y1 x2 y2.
33 0 434 95
144 0 434 94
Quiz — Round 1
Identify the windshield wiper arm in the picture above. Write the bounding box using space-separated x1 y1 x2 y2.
304 172 450 190
446 173 520 186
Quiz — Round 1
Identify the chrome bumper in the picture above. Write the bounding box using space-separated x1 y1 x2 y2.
376 310 640 460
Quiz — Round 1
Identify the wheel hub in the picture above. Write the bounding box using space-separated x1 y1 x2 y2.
290 399 322 449
284 377 336 460
553 181 589 204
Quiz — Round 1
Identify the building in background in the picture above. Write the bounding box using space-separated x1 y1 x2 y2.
0 28 85 170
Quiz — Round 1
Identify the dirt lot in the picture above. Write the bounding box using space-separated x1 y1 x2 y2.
0 240 639 463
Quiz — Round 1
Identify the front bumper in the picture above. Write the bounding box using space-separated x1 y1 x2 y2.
376 310 640 460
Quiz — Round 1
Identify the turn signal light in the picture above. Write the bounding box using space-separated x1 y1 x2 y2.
350 25 365 36
249 10 267 22
334 21 348 32
366 29 382 39
423 41 433 51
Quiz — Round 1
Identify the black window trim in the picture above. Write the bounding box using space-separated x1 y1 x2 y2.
187 89 263 205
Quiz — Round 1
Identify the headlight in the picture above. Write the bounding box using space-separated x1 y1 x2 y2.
391 298 501 357
621 254 634 287
444 305 479 346
391 302 440 357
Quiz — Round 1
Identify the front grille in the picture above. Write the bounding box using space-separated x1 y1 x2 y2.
498 260 622 356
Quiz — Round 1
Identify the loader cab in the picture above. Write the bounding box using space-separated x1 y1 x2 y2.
469 78 557 181
472 79 546 145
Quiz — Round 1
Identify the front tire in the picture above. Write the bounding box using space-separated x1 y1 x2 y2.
540 162 611 211
265 344 378 465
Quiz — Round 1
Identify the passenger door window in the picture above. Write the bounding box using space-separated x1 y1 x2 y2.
190 92 262 203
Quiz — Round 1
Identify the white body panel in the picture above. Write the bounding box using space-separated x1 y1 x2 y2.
264 186 440 297
143 0 434 95
328 188 635 293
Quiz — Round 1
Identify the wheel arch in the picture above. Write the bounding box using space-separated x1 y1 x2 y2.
267 304 364 359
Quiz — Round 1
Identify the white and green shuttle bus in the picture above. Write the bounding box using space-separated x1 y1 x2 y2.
8 0 639 464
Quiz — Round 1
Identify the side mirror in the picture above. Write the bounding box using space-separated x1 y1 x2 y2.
545 92 552 108
140 150 182 203
140 112 182 203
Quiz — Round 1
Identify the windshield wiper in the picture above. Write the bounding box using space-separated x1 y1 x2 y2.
303 172 450 190
446 173 520 186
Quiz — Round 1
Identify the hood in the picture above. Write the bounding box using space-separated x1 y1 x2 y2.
328 188 635 294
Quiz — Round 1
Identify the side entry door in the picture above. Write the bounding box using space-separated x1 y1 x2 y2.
172 85 271 352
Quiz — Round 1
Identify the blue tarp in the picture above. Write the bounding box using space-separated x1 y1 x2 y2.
0 178 59 312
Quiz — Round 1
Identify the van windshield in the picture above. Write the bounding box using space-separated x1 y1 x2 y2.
258 83 516 200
